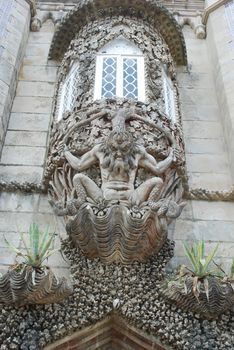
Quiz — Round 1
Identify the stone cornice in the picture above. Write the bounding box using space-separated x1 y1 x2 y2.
202 0 230 24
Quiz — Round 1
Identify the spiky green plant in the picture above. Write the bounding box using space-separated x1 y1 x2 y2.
183 240 219 277
4 223 57 268
181 240 220 300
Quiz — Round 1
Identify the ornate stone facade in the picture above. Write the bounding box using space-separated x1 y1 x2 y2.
0 0 234 349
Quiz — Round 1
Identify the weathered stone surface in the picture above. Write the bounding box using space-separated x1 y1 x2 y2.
25 43 51 57
192 200 234 221
1 146 46 166
0 165 43 184
8 113 50 131
188 172 232 191
4 131 47 147
183 120 223 139
0 192 39 212
11 96 53 114
19 65 57 82
186 154 230 174
16 81 55 97
184 138 226 155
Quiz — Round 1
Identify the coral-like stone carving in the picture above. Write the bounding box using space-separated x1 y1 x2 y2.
47 101 185 263
0 266 72 305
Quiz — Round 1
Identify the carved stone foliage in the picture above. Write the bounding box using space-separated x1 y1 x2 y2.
46 100 185 263
0 265 72 305
53 16 178 116
48 0 187 65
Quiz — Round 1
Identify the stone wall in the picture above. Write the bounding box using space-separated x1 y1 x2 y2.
172 22 234 270
206 1 234 181
0 18 66 275
0 0 31 155
0 19 58 185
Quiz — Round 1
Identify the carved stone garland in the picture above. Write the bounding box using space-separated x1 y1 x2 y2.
47 100 185 264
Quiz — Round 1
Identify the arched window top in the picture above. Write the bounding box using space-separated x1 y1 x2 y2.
94 37 145 101
99 37 143 56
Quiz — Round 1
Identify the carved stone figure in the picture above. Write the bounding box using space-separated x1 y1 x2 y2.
61 109 177 209
48 102 185 263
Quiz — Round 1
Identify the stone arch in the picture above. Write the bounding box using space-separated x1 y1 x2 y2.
44 314 168 350
48 0 187 66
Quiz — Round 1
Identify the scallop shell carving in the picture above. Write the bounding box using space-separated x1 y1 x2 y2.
160 276 234 319
67 203 168 264
0 266 72 305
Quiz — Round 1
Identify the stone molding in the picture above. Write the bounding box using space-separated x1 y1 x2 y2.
1 180 234 202
202 0 230 24
48 0 187 65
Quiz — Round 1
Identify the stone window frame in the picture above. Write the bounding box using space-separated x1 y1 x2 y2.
57 61 79 121
162 67 176 122
94 38 145 101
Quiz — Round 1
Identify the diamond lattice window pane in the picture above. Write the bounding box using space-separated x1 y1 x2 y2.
102 57 117 98
123 58 138 99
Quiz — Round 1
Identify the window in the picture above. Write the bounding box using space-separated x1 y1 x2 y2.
57 62 79 121
162 68 176 122
94 38 145 101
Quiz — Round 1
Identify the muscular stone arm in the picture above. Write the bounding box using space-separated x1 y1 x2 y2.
64 145 99 172
139 148 174 175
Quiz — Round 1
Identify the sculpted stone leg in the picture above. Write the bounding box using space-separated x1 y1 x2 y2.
73 173 103 203
130 177 163 206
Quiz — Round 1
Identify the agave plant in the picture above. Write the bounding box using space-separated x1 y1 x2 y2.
4 223 57 268
1 223 72 305
160 240 234 319
181 240 219 300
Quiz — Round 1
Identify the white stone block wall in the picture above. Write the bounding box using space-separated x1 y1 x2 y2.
0 0 31 155
205 2 234 181
177 25 232 191
0 19 58 185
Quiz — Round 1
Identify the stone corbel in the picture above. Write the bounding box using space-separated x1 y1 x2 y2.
173 11 206 39
53 5 65 29
193 12 206 39
31 16 42 32
30 5 65 32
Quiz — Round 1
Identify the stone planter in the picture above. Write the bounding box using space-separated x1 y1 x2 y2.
0 264 72 305
160 275 234 319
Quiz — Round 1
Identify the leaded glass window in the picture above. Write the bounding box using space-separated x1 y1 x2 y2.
58 62 79 121
123 58 138 99
102 57 117 98
94 38 145 101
